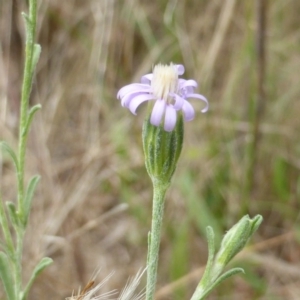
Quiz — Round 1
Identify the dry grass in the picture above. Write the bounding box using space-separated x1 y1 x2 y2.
1 0 300 299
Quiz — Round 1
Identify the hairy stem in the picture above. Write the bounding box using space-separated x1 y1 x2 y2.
15 0 38 298
146 181 169 300
17 0 37 215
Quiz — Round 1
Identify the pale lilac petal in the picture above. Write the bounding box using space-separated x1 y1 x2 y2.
176 64 185 75
121 91 150 107
164 105 177 131
179 79 198 89
117 63 209 131
186 93 209 113
128 94 154 115
178 79 186 86
177 79 196 96
141 73 153 84
188 87 196 94
150 100 166 126
182 100 195 121
171 94 185 110
117 83 150 99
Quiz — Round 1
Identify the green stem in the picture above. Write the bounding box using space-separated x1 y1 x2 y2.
17 0 37 216
146 181 169 300
190 287 206 300
14 230 25 299
14 0 38 298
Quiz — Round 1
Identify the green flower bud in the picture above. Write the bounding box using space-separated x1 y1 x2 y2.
142 113 184 186
216 214 263 266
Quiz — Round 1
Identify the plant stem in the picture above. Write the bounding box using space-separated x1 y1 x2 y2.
14 0 38 298
190 287 207 300
14 229 25 299
145 181 169 300
17 0 37 215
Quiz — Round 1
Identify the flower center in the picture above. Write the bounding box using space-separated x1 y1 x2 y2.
151 63 178 104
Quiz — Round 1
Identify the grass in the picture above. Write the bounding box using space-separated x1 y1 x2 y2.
1 0 300 299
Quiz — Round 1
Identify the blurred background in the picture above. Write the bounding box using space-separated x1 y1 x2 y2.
1 0 300 299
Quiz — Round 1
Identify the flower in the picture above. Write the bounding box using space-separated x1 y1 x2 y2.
117 63 209 131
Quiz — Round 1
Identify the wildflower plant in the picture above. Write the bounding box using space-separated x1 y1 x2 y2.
0 0 52 299
118 63 263 300
117 63 208 132
0 0 263 298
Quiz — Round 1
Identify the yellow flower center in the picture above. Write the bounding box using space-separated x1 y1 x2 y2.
151 63 178 104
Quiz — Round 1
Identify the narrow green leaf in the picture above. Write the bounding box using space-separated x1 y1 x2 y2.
6 201 20 228
195 226 216 293
21 12 31 25
206 226 216 270
250 215 263 235
0 252 15 300
31 44 41 74
211 267 244 290
200 268 245 299
203 226 215 280
23 175 40 226
22 104 42 137
0 195 14 255
22 257 53 300
21 12 33 45
0 141 19 172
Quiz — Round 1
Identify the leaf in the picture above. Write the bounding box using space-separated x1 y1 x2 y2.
21 12 30 24
21 257 53 300
23 175 40 226
6 201 20 228
200 268 245 299
0 252 15 300
206 226 216 270
31 44 41 75
0 141 19 172
189 227 217 300
22 104 42 137
0 196 14 255
202 226 216 282
250 215 263 236
211 267 244 289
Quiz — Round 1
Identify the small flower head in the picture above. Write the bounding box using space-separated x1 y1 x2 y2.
117 63 208 132
215 215 263 266
142 112 183 184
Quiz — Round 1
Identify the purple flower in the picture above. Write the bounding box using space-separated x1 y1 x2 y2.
117 63 208 132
